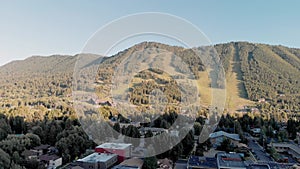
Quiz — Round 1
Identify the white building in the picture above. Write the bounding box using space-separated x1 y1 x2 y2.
76 153 118 169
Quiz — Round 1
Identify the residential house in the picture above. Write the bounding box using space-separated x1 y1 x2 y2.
32 144 50 156
22 150 39 160
209 131 241 148
39 154 62 169
157 158 173 169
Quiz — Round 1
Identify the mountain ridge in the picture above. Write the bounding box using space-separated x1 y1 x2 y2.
0 41 299 112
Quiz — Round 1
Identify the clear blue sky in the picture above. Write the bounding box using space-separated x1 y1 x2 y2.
0 0 299 65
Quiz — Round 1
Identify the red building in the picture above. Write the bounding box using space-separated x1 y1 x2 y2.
95 143 132 162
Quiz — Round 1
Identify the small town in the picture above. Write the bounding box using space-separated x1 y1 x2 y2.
1 1 300 169
17 110 300 169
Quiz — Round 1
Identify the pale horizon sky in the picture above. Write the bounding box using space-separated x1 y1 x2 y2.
0 0 300 65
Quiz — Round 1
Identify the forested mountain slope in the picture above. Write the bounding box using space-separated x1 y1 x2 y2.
0 42 299 117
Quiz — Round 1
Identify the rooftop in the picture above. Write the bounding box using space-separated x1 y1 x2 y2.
248 164 270 169
268 142 300 151
39 154 61 161
33 144 50 150
22 150 38 157
77 153 117 163
119 158 144 168
139 127 167 132
188 156 217 168
217 152 246 169
112 166 139 169
96 143 132 150
256 161 297 169
209 131 241 141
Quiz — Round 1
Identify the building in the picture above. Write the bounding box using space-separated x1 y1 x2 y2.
267 143 300 162
297 132 300 145
139 127 167 136
22 150 39 160
39 154 62 169
174 159 187 169
216 152 247 169
187 156 217 169
248 164 270 169
258 98 266 103
209 131 241 148
95 143 132 162
250 128 261 136
255 161 297 169
112 158 144 169
32 144 51 156
157 158 173 169
76 153 118 169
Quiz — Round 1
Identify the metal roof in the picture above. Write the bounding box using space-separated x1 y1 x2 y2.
209 131 241 141
96 143 132 150
77 153 117 163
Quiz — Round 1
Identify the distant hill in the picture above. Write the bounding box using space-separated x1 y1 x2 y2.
0 42 299 112
0 54 103 74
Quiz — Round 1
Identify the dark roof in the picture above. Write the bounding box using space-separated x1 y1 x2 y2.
39 154 61 161
188 156 217 168
22 150 38 157
33 144 50 150
256 161 296 169
248 164 270 169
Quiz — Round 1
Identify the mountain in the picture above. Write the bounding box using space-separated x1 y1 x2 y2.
215 42 300 111
0 54 103 74
0 42 299 115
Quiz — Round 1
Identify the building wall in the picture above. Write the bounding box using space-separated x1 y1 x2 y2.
95 147 131 162
76 155 118 169
47 158 62 169
77 162 97 169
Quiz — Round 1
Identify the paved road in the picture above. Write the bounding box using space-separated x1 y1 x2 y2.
246 135 274 162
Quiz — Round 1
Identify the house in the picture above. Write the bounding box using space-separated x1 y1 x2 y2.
95 143 132 162
22 150 38 160
209 131 241 148
139 127 167 136
216 152 247 169
157 158 173 169
251 108 259 113
258 98 266 103
250 128 261 136
112 158 144 169
117 122 140 128
39 154 62 169
187 156 217 169
32 144 50 156
76 153 118 169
